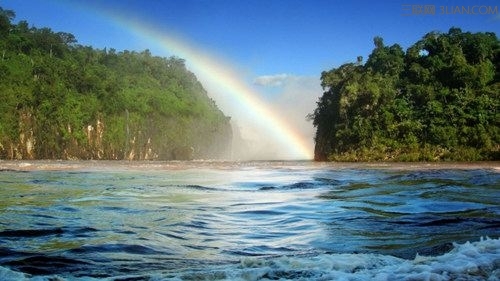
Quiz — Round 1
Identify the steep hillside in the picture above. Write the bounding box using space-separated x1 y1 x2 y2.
0 7 232 160
311 28 499 161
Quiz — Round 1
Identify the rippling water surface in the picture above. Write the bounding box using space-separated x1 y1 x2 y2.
0 161 499 280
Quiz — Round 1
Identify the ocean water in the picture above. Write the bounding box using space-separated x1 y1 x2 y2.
0 160 498 280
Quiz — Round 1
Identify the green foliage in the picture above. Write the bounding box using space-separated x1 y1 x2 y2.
0 7 232 160
312 28 499 161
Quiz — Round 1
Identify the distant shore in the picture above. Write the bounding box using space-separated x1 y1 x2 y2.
0 159 498 172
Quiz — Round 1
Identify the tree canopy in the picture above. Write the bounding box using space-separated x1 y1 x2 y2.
311 28 499 161
0 7 232 160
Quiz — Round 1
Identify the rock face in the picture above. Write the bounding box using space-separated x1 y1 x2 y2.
0 113 233 160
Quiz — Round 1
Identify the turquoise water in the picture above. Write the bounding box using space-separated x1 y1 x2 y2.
0 161 499 280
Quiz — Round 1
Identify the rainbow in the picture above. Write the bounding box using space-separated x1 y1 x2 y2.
71 3 313 160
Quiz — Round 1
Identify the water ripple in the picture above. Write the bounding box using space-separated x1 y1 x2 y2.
0 162 498 279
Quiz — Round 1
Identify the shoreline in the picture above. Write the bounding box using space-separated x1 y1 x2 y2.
0 159 498 172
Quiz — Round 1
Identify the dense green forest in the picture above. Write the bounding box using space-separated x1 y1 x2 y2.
0 7 232 160
311 28 499 161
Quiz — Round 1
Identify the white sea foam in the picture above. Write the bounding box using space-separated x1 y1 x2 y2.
4 237 497 281
169 237 500 280
223 237 500 281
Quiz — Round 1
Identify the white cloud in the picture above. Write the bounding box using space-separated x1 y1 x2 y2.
253 73 290 87
273 75 322 138
263 74 323 158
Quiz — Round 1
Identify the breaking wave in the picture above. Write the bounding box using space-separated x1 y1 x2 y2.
0 238 498 280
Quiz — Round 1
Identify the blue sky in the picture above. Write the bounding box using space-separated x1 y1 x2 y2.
1 0 499 159
3 0 499 78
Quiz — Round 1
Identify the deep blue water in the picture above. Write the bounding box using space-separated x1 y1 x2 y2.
0 161 499 280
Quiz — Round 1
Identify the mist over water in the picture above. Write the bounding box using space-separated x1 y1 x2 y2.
230 121 297 160
181 53 319 161
234 75 321 161
216 78 321 161
0 161 498 280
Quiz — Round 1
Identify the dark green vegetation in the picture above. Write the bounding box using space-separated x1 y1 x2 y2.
311 28 499 161
0 8 232 160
